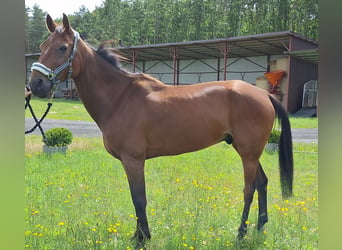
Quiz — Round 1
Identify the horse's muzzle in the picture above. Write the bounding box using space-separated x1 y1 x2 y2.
29 77 51 98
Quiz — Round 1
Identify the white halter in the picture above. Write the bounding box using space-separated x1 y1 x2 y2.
31 30 80 85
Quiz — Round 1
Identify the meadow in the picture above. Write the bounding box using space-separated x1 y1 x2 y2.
25 98 318 249
25 136 318 249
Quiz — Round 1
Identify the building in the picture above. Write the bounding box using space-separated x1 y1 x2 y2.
26 31 318 113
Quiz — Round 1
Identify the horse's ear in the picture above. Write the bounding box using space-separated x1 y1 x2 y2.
62 13 72 33
46 14 56 33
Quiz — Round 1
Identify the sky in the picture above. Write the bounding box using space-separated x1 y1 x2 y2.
25 0 104 18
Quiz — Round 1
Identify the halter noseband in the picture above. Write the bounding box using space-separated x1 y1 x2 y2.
31 30 80 86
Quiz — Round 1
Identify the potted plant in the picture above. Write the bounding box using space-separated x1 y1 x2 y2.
43 127 73 154
265 129 281 152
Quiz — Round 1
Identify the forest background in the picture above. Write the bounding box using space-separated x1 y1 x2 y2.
25 0 318 54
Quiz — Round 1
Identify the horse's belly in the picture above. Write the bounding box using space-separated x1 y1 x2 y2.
145 121 227 159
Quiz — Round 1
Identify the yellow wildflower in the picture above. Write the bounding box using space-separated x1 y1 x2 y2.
31 209 39 215
107 227 118 233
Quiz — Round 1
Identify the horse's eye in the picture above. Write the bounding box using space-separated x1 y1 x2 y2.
59 45 68 51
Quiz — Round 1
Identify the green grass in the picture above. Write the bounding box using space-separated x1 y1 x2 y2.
25 97 92 121
26 98 318 128
25 137 318 249
287 116 318 129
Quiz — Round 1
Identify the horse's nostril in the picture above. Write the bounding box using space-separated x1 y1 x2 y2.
29 78 45 96
36 78 43 86
31 78 43 90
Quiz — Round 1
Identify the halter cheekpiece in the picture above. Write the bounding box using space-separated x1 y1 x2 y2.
31 29 80 86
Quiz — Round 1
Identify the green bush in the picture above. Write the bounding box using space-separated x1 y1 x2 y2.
44 127 73 146
268 129 281 143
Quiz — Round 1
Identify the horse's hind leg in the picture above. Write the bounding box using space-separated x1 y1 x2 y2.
256 162 268 232
237 159 257 239
237 160 269 239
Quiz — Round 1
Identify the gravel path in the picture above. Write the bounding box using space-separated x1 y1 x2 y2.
25 118 102 138
25 118 318 143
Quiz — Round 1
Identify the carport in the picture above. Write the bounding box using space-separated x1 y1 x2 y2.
118 31 318 113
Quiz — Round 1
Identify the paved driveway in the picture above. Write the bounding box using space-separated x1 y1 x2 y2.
25 118 318 143
25 118 102 138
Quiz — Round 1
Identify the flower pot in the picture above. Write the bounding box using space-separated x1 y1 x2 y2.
43 144 68 154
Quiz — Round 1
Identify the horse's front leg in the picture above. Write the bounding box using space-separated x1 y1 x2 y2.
121 155 151 244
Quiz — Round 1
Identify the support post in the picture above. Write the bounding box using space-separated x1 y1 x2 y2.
170 47 178 85
176 59 180 85
131 50 137 73
219 42 231 81
222 42 229 81
217 57 221 81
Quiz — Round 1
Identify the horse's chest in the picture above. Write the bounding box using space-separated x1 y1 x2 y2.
102 121 146 160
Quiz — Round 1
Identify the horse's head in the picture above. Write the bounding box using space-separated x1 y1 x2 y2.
29 14 80 98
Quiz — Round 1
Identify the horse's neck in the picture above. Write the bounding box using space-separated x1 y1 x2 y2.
72 42 136 127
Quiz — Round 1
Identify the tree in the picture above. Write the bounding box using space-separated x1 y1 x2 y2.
25 6 31 52
26 4 48 53
25 0 318 51
68 6 91 39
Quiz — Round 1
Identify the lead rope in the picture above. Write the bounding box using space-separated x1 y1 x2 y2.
25 87 54 141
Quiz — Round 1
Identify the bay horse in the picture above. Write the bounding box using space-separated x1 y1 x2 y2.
28 14 293 244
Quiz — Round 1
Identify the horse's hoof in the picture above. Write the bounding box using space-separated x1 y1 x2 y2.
237 227 247 240
135 241 146 250
134 231 151 240
257 224 265 232
132 230 151 249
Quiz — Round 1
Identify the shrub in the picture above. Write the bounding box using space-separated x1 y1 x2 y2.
44 127 73 147
268 129 281 143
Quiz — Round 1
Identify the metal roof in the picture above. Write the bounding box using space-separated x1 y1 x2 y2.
25 31 318 64
285 48 318 64
118 31 318 63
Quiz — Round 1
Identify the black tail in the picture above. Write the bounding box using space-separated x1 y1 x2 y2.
269 96 293 198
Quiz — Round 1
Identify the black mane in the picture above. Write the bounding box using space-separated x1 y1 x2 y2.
96 41 126 70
